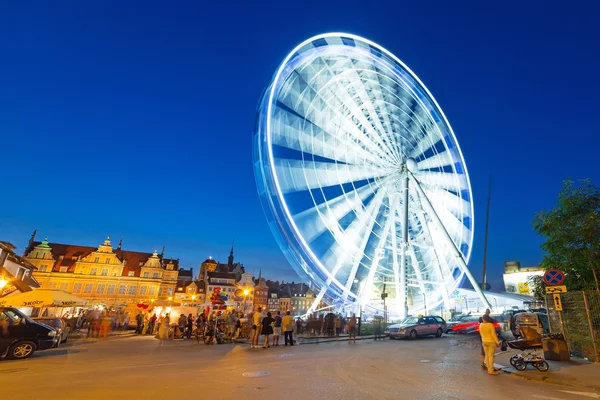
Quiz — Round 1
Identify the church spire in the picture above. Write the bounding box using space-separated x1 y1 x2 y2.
117 237 123 250
24 229 37 256
258 268 262 280
227 241 234 268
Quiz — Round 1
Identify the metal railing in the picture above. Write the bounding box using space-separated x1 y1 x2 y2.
547 290 600 362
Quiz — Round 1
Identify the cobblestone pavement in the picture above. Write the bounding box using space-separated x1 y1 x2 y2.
1 335 599 400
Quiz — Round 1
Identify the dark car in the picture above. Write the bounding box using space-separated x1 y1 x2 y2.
0 307 58 359
445 315 470 333
33 317 71 346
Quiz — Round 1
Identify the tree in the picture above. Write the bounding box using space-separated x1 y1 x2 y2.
533 179 600 291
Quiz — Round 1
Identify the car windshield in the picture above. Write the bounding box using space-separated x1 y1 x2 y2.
36 318 60 328
401 317 418 324
450 315 467 322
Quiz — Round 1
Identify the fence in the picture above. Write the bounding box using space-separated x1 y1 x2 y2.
546 290 600 362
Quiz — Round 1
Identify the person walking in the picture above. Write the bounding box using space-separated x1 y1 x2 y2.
159 313 170 345
135 312 144 335
148 314 157 335
272 311 282 346
282 311 294 346
335 316 341 337
480 314 500 375
261 312 274 349
251 307 262 348
186 313 194 339
373 314 383 341
347 314 357 343
227 311 237 339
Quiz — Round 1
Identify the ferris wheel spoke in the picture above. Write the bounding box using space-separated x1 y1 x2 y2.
416 171 469 193
271 107 388 168
282 70 396 164
417 150 455 170
427 188 471 222
342 187 387 291
292 182 374 244
359 192 398 302
274 158 388 194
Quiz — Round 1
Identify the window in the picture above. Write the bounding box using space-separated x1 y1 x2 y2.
84 284 93 293
128 271 135 277
90 268 97 275
96 284 106 294
113 272 118 276
167 288 173 296
128 286 136 295
152 272 159 279
94 257 99 263
60 282 69 291
143 272 149 278
101 269 108 276
118 285 127 295
39 265 48 272
140 286 147 295
171 276 176 281
73 283 82 293
435 317 445 324
105 258 110 264
158 288 163 297
59 267 68 273
107 284 116 294
149 287 156 296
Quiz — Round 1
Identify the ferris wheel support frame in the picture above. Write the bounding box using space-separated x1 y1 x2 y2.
409 171 493 311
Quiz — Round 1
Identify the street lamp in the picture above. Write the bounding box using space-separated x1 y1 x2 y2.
0 276 8 289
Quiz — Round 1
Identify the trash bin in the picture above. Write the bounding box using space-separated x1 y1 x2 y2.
542 338 570 361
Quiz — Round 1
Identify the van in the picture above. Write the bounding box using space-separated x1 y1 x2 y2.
0 307 58 359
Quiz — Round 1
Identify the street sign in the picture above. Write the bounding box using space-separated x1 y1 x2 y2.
543 269 565 286
553 294 563 311
545 285 568 294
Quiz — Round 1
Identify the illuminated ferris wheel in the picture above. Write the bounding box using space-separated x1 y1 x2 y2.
254 33 491 318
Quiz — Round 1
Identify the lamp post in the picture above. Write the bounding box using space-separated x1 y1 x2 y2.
0 276 8 289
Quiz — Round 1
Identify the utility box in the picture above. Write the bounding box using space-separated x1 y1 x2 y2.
542 338 570 361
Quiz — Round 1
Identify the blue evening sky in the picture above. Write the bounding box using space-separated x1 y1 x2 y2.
1 1 598 290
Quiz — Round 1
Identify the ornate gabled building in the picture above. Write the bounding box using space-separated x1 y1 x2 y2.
0 240 40 297
24 234 180 307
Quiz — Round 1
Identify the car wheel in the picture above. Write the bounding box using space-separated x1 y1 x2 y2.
436 328 443 338
7 341 37 360
409 330 417 340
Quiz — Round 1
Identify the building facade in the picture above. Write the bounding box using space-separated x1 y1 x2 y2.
25 235 179 307
503 261 544 295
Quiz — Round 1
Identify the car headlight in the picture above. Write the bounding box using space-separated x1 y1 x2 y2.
47 330 57 337
399 329 406 334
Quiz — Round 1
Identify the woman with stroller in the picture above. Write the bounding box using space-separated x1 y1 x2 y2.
261 311 274 349
480 314 500 375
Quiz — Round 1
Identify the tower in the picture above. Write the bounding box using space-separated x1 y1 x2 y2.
227 241 234 269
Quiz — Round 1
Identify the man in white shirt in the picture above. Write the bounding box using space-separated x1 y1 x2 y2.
251 307 263 348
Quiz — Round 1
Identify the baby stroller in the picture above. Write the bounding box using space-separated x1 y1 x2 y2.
502 327 549 372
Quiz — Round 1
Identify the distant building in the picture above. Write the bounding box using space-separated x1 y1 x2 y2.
174 279 205 305
503 261 544 295
253 272 269 310
178 267 193 282
24 233 180 307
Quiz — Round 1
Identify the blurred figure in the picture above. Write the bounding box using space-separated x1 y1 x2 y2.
282 311 294 346
272 311 282 346
159 313 170 345
335 316 341 337
147 314 157 335
135 312 144 334
251 307 262 348
347 314 357 343
100 312 112 338
186 313 193 339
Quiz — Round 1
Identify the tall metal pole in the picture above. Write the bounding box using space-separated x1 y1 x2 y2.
482 176 492 291
400 171 410 319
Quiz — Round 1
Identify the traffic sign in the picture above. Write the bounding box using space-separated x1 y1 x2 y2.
545 285 568 294
553 294 563 311
543 269 565 286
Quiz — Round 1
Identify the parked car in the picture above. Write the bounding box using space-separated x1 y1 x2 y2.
385 316 446 339
0 307 58 360
511 312 549 338
33 317 71 346
451 315 502 335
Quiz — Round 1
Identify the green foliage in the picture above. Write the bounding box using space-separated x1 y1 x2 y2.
528 275 546 301
533 179 600 291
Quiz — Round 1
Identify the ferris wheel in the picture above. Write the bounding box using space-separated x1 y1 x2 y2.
254 33 491 318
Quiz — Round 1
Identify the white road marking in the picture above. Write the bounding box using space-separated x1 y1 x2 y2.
559 391 600 398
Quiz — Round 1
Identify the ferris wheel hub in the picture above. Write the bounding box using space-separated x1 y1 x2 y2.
406 158 418 173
